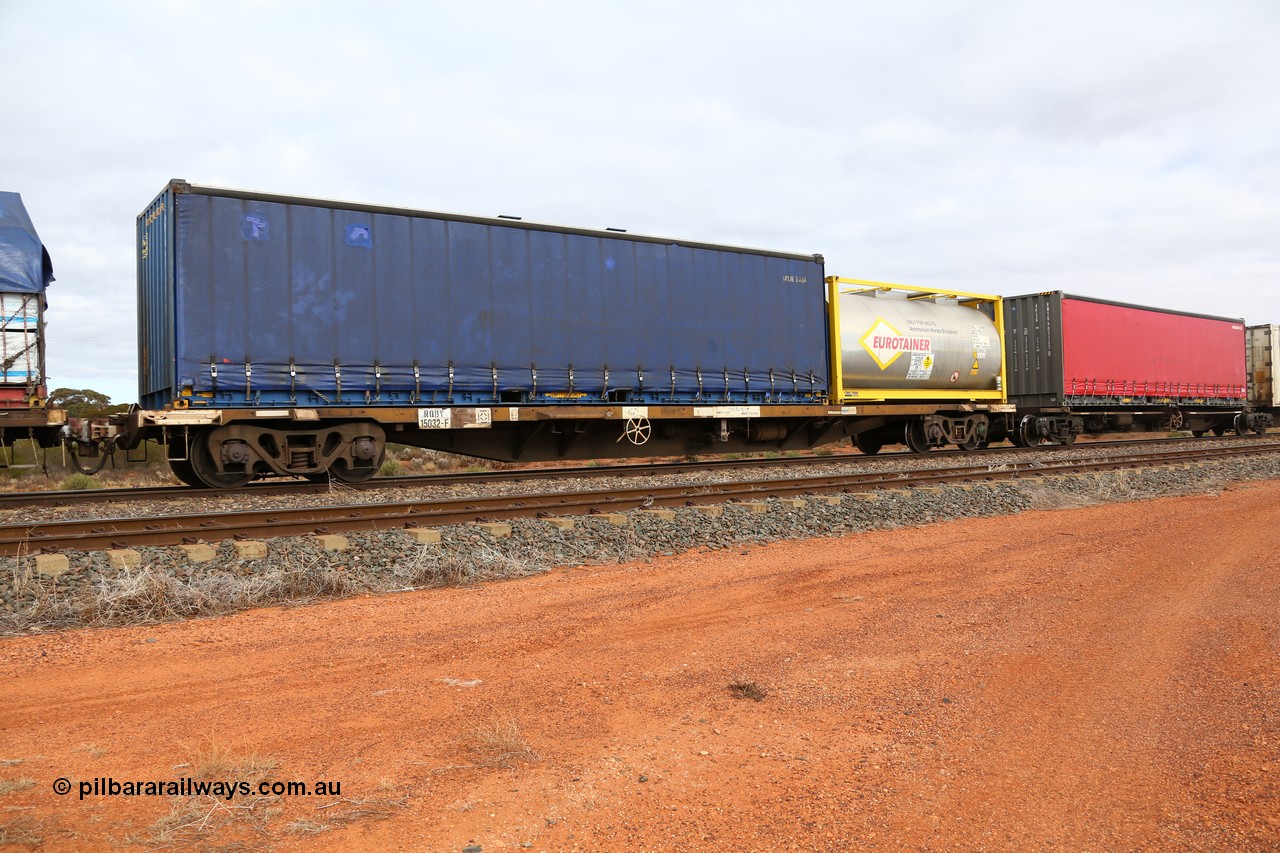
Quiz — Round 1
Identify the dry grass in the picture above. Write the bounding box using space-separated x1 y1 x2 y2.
131 742 279 849
2 534 553 634
728 678 768 702
0 777 35 795
182 740 277 784
0 815 43 847
130 741 405 847
466 718 537 768
394 543 542 589
2 557 363 634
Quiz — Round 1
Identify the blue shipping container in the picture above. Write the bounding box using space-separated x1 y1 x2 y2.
138 181 828 410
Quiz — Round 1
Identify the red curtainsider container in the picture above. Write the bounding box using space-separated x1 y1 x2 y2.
1004 292 1246 408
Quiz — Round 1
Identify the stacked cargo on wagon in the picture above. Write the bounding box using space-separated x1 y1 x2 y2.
0 193 52 408
1002 292 1262 444
128 180 830 487
0 192 64 459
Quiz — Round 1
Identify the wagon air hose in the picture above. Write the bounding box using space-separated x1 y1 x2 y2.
68 441 113 476
60 425 114 476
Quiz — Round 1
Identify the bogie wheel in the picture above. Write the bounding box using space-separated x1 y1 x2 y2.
1211 425 1227 436
189 428 255 489
168 457 204 488
1191 430 1206 438
904 421 931 454
853 433 883 455
957 426 989 451
1058 431 1077 446
330 449 385 483
1018 416 1041 448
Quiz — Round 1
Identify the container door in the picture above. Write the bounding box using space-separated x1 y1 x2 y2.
138 187 175 407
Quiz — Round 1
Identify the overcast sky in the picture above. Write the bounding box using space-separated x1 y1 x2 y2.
2 0 1278 404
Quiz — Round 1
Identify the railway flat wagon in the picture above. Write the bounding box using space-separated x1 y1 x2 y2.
128 180 836 486
1003 292 1260 443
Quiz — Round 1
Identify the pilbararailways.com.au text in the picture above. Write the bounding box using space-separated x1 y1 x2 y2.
55 777 342 801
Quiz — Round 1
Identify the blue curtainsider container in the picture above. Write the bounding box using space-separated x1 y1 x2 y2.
138 181 828 411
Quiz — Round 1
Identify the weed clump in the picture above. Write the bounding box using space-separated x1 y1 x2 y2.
728 678 767 702
58 473 102 491
466 718 537 768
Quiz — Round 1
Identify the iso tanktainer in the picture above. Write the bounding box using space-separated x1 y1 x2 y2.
138 181 828 411
1004 292 1246 408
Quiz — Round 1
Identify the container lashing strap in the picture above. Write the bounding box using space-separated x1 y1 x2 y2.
722 368 730 403
791 370 798 402
413 362 420 404
374 362 382 402
669 367 676 402
636 365 644 394
601 365 609 401
447 362 454 403
289 359 297 403
244 361 252 402
567 364 575 397
491 365 498 401
696 368 704 401
530 365 537 399
334 361 342 402
210 360 218 396
743 367 750 401
768 368 776 403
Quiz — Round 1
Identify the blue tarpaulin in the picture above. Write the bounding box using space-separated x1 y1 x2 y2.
139 182 829 409
0 192 54 294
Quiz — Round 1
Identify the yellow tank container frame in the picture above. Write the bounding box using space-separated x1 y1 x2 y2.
826 277 1008 404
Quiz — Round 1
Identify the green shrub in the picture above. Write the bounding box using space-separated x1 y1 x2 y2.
59 473 103 491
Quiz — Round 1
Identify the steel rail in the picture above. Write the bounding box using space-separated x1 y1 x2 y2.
2 441 1277 556
0 433 1269 509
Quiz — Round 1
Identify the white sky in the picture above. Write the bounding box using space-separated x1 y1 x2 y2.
2 0 1278 404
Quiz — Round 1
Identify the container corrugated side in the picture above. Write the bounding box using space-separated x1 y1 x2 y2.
1003 292 1065 406
147 182 828 409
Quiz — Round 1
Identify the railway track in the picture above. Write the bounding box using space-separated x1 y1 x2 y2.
3 440 1277 556
0 433 1268 509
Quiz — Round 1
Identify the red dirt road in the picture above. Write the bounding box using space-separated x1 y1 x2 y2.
2 480 1278 851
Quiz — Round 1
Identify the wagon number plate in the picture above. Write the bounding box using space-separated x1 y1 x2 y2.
418 408 452 429
417 408 493 429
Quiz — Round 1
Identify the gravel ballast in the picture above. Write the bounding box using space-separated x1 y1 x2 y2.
3 455 1278 633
